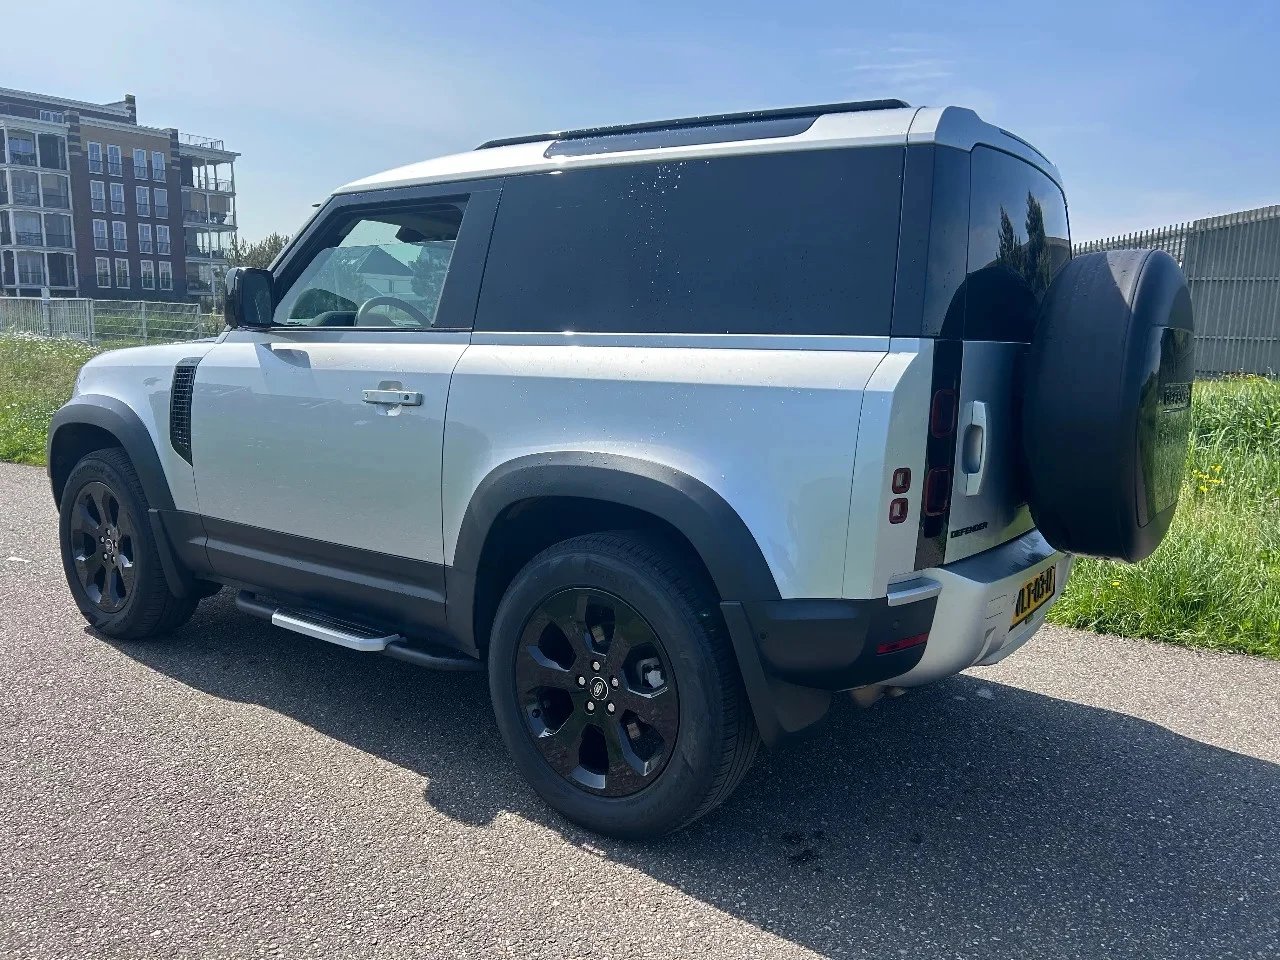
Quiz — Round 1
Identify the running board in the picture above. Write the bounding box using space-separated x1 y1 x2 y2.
235 591 482 671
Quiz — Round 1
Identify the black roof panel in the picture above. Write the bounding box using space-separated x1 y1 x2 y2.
475 98 911 151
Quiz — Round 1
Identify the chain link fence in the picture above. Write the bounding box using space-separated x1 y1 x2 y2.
1076 204 1279 378
0 296 223 346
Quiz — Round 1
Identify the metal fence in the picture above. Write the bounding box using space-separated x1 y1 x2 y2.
0 296 222 346
1076 204 1280 378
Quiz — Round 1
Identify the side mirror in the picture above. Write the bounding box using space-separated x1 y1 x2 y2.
224 267 274 329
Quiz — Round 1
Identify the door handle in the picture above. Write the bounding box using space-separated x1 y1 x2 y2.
962 400 988 496
362 389 422 406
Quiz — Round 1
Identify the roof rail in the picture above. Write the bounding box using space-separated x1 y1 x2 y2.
475 99 911 150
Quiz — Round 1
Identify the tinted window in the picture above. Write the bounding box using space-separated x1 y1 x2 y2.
965 147 1071 341
273 201 466 329
476 147 904 335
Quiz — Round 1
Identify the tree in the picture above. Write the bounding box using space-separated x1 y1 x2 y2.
1022 192 1054 296
227 232 290 270
996 206 1025 278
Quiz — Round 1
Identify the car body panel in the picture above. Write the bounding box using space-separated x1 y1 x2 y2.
442 334 888 600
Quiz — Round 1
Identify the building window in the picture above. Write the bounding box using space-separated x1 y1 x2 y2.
96 257 111 288
110 182 125 215
115 258 130 288
90 180 106 213
10 170 39 205
112 221 127 252
93 219 109 251
44 213 72 249
156 224 171 255
9 133 36 165
87 141 103 174
39 110 65 123
158 260 173 291
151 151 166 183
107 145 123 177
153 188 169 220
16 250 45 286
136 186 151 217
138 222 153 254
133 148 148 179
140 260 155 290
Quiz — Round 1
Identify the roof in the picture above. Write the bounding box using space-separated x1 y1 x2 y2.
334 103 1062 196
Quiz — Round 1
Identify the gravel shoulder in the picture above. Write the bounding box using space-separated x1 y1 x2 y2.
2 461 1277 959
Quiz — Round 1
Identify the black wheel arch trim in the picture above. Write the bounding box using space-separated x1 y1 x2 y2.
48 395 192 598
446 452 783 654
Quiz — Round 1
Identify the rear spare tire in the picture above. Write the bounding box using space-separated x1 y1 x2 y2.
1022 249 1195 562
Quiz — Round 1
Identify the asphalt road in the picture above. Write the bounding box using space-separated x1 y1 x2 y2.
2 460 1277 960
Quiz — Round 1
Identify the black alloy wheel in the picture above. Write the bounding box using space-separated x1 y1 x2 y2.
515 587 679 797
68 480 138 613
58 448 199 640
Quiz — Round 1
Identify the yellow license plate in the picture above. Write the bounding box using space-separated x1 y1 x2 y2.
1012 566 1056 627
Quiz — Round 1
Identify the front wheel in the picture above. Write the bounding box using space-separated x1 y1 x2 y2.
58 448 198 640
488 532 759 838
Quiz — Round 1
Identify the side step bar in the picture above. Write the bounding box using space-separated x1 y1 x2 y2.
235 591 483 672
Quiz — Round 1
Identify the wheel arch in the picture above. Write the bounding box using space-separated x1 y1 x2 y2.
48 396 176 511
447 453 782 656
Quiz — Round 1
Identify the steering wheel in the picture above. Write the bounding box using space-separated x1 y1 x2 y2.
355 295 434 327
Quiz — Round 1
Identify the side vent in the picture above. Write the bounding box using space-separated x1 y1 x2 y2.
169 358 201 464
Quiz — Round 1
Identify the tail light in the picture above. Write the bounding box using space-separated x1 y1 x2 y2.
923 467 952 517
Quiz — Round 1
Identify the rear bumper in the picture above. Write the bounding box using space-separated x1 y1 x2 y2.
887 529 1070 687
722 528 1068 744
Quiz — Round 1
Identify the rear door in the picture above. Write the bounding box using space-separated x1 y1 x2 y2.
190 185 497 572
943 146 1072 563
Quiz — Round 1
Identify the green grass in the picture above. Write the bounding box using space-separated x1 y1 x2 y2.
1049 376 1280 658
0 336 103 465
1 335 1276 656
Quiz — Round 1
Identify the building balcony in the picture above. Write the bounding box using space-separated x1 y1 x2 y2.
187 277 214 294
12 231 44 246
17 269 46 286
9 190 41 206
180 133 226 150
183 209 235 229
183 178 234 194
46 233 74 249
185 247 229 262
42 192 71 209
7 153 38 166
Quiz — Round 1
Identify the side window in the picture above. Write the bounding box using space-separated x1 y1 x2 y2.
964 146 1071 342
273 199 468 329
475 147 904 335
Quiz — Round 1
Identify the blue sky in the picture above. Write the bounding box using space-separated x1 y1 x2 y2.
10 0 1277 242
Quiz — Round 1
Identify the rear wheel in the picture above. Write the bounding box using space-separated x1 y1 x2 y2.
488 532 759 838
58 448 198 640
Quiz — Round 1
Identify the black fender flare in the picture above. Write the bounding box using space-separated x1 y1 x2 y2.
47 395 192 598
48 395 176 510
446 452 782 652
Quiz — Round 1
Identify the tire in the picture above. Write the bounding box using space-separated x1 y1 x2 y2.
488 532 759 838
58 447 199 640
1022 249 1196 562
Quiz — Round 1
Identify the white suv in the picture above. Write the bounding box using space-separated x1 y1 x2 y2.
49 100 1195 837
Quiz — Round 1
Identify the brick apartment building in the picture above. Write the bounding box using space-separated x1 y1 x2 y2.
0 87 239 302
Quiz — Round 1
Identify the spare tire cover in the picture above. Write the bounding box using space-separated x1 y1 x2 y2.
1022 249 1195 562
